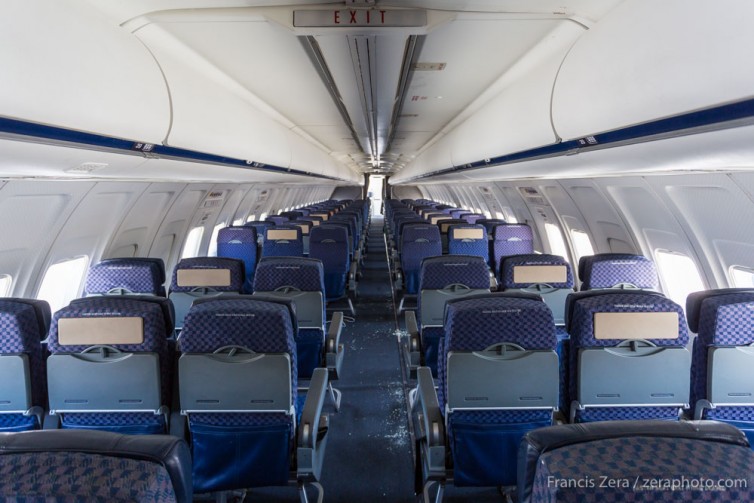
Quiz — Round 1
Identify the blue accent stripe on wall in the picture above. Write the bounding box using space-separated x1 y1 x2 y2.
0 116 348 182
401 97 754 182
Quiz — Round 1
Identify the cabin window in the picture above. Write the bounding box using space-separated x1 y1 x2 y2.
246 215 256 222
259 212 268 221
571 229 595 262
181 226 204 259
37 256 89 313
544 222 569 260
730 266 754 288
0 274 11 297
233 217 245 226
207 223 226 257
655 250 705 307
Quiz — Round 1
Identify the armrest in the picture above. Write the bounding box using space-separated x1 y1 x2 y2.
348 261 358 291
326 311 345 379
489 271 498 291
403 310 421 376
414 367 446 479
297 367 329 481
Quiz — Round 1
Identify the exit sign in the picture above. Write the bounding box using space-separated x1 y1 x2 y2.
293 9 426 27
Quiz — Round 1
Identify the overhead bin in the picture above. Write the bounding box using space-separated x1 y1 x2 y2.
0 0 170 144
393 22 583 184
551 0 754 140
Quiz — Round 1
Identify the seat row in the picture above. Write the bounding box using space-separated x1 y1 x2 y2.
0 295 331 500
409 288 754 501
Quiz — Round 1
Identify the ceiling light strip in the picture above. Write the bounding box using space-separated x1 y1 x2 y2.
386 35 424 153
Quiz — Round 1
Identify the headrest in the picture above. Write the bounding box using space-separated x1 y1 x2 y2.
430 215 451 225
579 253 658 290
311 225 348 243
265 215 289 225
476 219 507 233
402 224 441 242
293 221 312 235
517 420 749 503
501 254 574 289
70 295 174 337
170 257 244 293
493 223 533 242
462 213 484 224
688 289 754 344
309 212 329 221
419 255 490 290
0 297 52 344
217 226 256 244
253 257 325 293
685 288 754 333
0 299 49 353
566 290 687 347
48 297 167 353
444 293 555 351
179 298 295 357
0 429 193 503
86 258 166 296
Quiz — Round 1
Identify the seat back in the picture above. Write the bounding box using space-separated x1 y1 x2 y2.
168 257 245 330
291 220 313 255
46 297 171 434
0 298 50 431
461 213 484 224
0 429 193 503
400 224 442 295
492 224 534 278
265 215 289 226
687 289 754 439
578 253 658 290
439 293 558 487
216 226 257 294
500 254 574 325
309 225 350 300
252 257 326 378
447 224 489 262
567 290 689 422
417 256 491 375
85 258 166 297
178 298 297 493
262 225 304 257
519 420 753 503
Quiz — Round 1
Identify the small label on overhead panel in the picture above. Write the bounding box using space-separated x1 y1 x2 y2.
131 142 155 152
578 136 599 146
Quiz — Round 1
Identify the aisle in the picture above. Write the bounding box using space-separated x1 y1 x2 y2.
252 215 415 502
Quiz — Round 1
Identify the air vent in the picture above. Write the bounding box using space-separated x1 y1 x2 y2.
412 62 446 71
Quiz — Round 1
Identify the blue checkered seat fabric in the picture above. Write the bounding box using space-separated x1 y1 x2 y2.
447 224 489 262
86 258 167 297
461 213 484 224
417 255 491 376
687 289 754 445
0 298 50 432
262 225 304 257
217 226 257 294
0 429 192 503
46 297 172 435
400 224 442 295
253 257 326 379
520 420 754 503
492 224 534 279
178 298 297 493
566 290 689 423
438 293 558 487
265 215 290 225
309 225 350 301
578 253 658 290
